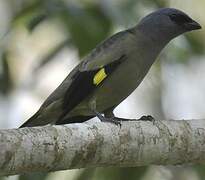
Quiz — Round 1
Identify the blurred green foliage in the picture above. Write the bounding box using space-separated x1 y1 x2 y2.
61 3 112 57
194 165 205 180
19 172 49 180
186 33 205 55
0 52 12 95
14 0 112 57
74 167 148 180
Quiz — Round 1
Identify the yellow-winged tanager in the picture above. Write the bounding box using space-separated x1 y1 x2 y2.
20 8 201 127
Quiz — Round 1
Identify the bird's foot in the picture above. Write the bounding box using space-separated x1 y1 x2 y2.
101 117 122 126
114 116 155 122
114 117 135 121
139 115 155 122
94 111 121 126
110 115 155 124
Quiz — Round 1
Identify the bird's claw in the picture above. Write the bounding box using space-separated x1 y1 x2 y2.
139 115 155 122
101 117 122 127
94 110 122 126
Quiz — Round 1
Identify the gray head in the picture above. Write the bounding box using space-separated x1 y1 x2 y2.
137 8 201 43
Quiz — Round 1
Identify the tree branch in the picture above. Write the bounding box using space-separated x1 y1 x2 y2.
1 119 205 176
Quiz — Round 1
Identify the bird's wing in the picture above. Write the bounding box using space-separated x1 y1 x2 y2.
57 30 134 120
80 30 129 71
40 30 132 123
61 54 126 114
41 30 131 109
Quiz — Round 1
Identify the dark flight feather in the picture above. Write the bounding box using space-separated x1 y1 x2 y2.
57 54 126 121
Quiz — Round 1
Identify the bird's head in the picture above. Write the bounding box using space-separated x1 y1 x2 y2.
137 8 201 43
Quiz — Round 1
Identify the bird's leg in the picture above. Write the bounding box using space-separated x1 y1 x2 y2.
89 100 154 125
103 108 122 125
104 108 130 122
89 101 121 126
93 110 121 126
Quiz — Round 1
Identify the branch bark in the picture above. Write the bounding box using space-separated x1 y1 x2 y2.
1 119 205 176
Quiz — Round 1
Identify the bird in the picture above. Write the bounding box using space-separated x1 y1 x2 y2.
20 8 201 128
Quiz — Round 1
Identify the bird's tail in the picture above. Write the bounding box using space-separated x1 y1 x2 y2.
19 111 41 128
55 115 94 125
20 113 95 128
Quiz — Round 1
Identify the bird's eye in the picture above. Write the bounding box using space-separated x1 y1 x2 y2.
169 14 193 24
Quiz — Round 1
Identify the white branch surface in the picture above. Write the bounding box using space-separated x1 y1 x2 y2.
1 119 205 176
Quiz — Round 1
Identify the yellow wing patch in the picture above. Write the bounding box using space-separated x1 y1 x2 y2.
93 68 107 86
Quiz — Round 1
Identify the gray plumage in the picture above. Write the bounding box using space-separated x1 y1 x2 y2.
20 8 201 127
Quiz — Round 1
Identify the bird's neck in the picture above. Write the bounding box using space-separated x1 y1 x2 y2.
131 25 172 50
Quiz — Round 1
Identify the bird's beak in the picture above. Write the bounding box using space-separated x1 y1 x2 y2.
184 20 202 31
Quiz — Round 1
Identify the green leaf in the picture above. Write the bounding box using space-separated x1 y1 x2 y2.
27 13 48 32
